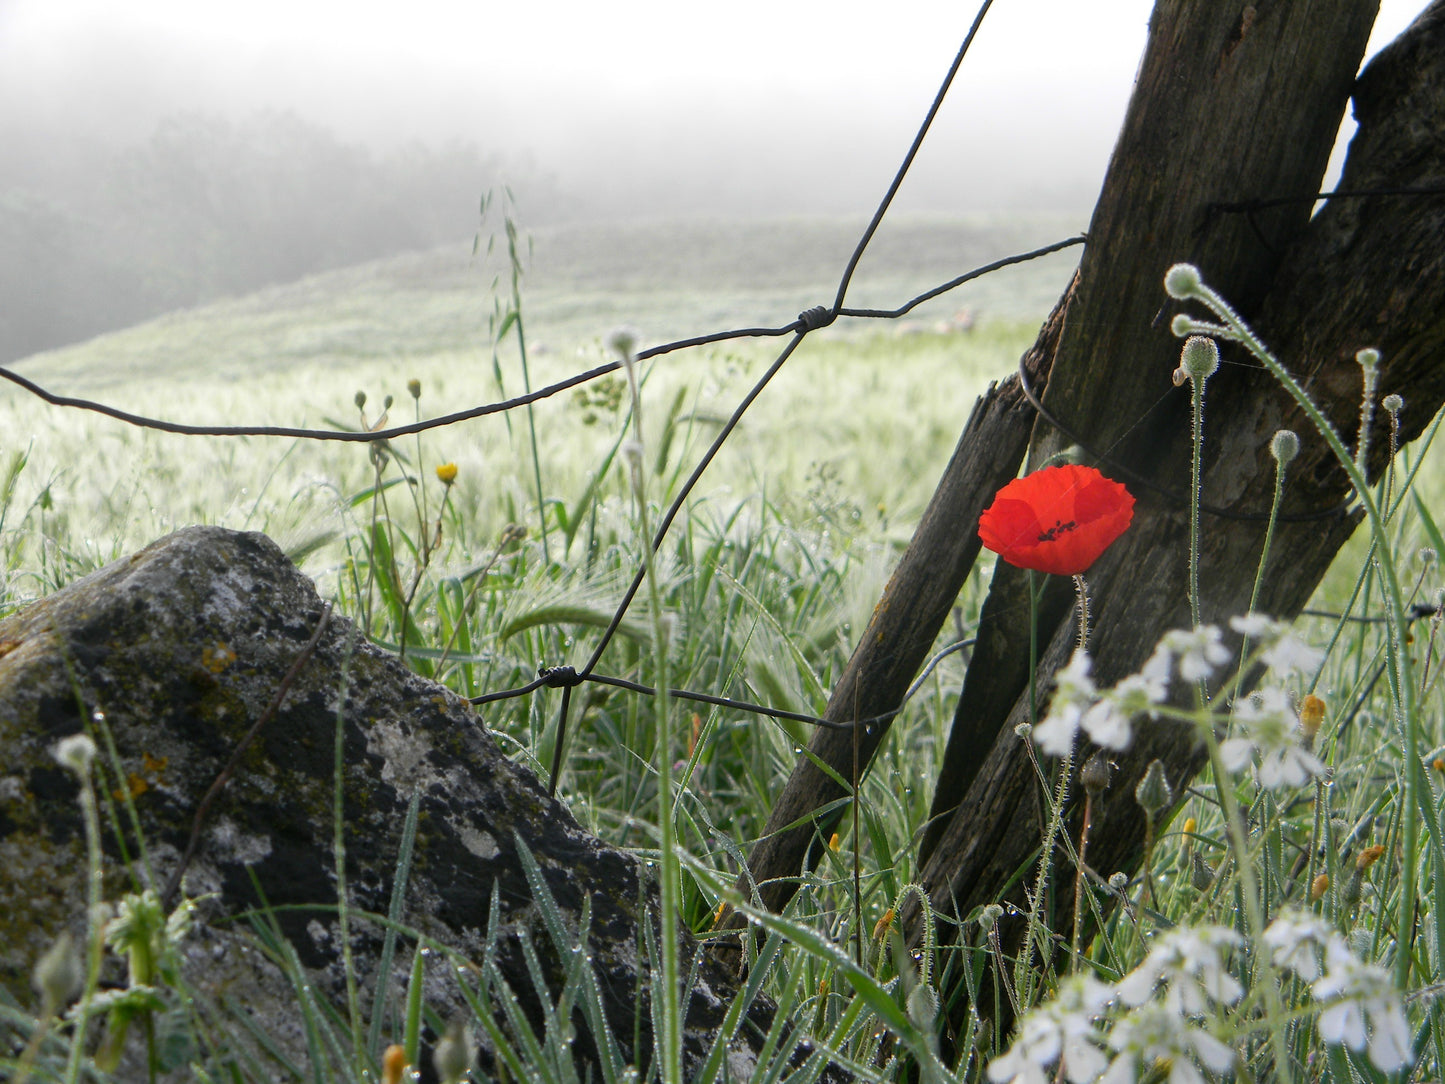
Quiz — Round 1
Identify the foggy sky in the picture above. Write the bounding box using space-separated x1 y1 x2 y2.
0 0 1427 219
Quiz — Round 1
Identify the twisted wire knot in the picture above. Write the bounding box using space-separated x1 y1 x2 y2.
538 665 584 688
797 306 834 332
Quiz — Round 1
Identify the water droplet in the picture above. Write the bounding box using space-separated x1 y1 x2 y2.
91 710 105 723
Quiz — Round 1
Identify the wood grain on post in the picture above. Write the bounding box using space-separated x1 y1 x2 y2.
911 0 1445 969
738 0 1381 921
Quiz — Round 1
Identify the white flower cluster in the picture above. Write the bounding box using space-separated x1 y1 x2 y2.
989 912 1411 1083
1031 617 1326 791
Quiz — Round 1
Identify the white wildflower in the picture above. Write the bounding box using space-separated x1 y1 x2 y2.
988 974 1113 1084
1263 910 1337 981
1034 650 1098 756
1116 925 1243 1016
1140 641 1174 692
1100 1004 1235 1084
1227 613 1323 677
1219 688 1324 789
1160 626 1231 683
1312 939 1413 1072
1034 649 1169 757
1086 673 1165 751
1260 633 1324 679
1228 612 1280 640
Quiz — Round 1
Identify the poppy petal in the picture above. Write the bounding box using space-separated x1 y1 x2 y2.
978 464 1134 576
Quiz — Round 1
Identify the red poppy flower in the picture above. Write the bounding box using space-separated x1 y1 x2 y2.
978 464 1134 576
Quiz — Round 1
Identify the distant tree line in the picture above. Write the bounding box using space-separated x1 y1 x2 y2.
0 110 572 364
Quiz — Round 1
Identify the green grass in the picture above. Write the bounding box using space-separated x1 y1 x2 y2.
5 216 1445 1083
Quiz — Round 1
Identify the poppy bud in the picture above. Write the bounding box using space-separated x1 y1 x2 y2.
1190 851 1216 892
1081 753 1111 798
1310 873 1329 902
407 379 422 400
1179 336 1220 385
1164 263 1203 298
1270 430 1299 468
53 734 96 777
354 390 367 410
1134 759 1173 816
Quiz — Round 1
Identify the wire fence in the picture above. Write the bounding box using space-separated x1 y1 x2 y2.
0 0 1398 798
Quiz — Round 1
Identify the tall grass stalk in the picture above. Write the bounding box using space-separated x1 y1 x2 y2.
1168 265 1422 989
612 328 682 1081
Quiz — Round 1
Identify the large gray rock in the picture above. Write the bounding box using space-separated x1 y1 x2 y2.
0 527 799 1081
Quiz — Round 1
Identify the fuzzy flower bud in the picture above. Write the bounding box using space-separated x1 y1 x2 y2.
354 390 367 410
1108 872 1129 891
407 379 422 400
1081 752 1112 798
1177 335 1220 386
1164 263 1203 298
1383 393 1403 416
1170 313 1198 338
53 733 96 777
433 1019 475 1084
978 903 1004 933
1014 722 1032 741
1310 873 1330 901
606 326 640 364
1270 429 1300 467
32 930 82 1011
1134 759 1174 817
1190 851 1216 892
1356 347 1381 375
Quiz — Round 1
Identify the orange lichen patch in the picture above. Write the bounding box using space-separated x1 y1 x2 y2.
201 643 237 673
112 751 169 801
0 640 22 660
113 773 149 801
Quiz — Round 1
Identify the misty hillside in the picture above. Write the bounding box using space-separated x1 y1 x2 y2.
0 110 573 365
7 213 1082 393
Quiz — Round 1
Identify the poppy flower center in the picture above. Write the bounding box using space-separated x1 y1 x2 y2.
1037 519 1078 543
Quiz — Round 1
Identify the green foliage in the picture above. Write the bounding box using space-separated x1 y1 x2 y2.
8 228 1445 1084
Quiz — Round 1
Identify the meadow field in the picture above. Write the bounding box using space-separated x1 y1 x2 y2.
5 211 1445 1083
